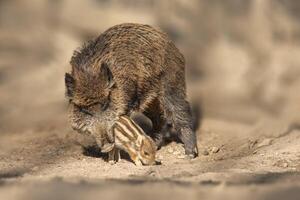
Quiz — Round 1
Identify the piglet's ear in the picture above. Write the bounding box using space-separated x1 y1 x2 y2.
65 73 75 98
100 62 115 89
130 112 153 135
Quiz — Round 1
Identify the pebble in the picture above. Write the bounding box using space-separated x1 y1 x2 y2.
167 148 174 154
173 151 181 155
157 155 163 160
108 160 116 165
211 147 220 153
202 149 209 156
177 155 186 159
17 157 24 161
282 163 288 168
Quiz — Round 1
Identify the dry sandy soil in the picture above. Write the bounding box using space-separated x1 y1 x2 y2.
1 108 300 200
1 1 300 199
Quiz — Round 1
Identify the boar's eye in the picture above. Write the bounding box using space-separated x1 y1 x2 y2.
100 93 111 111
78 106 93 116
100 101 109 111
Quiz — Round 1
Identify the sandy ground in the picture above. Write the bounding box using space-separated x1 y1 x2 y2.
1 109 300 200
1 2 300 199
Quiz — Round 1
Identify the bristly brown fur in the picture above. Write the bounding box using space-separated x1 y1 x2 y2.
65 23 198 157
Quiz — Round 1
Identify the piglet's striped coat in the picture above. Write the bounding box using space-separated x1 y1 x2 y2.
109 115 156 165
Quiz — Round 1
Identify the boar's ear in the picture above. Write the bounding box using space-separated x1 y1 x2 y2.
65 73 74 98
100 62 115 89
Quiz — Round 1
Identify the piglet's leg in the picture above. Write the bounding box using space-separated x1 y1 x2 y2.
108 148 121 164
134 158 143 166
115 149 121 162
126 151 142 166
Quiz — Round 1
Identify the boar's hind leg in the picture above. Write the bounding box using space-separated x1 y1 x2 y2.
160 87 198 158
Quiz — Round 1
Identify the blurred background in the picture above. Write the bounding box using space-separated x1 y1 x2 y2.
1 1 300 199
1 0 300 132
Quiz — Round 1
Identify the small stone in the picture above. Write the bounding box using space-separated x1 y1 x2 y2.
157 155 163 160
156 160 162 165
17 157 24 161
282 163 288 168
211 147 220 153
167 148 174 154
202 149 209 156
173 150 180 155
177 155 186 159
108 160 116 165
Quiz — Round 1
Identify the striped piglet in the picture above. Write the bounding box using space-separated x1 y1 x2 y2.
108 115 156 166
